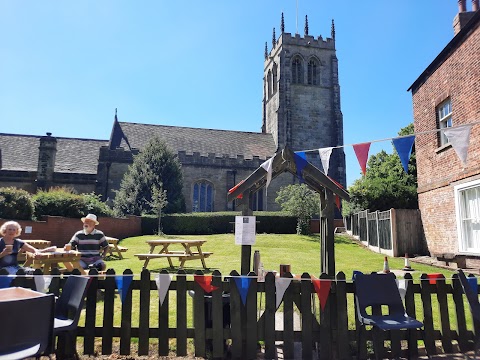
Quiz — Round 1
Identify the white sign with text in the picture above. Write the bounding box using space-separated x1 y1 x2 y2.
234 216 256 245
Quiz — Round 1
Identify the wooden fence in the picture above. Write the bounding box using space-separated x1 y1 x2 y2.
1 267 477 359
347 209 428 257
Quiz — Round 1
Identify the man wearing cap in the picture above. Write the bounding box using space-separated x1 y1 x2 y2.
67 213 109 271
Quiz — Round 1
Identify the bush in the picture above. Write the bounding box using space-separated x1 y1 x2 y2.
33 187 113 219
141 212 297 235
0 187 35 220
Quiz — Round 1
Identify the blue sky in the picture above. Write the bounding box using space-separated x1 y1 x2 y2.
0 1 464 186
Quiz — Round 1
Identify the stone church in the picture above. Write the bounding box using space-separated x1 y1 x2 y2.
0 15 346 212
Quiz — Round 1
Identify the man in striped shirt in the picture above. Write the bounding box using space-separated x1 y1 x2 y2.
68 213 109 271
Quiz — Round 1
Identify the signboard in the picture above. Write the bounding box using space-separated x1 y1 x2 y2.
25 226 32 234
235 216 256 245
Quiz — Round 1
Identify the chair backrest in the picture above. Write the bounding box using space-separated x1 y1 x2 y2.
354 272 405 320
55 275 89 325
457 269 480 323
0 292 55 357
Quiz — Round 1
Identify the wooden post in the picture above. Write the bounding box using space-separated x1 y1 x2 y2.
239 189 253 275
320 189 335 276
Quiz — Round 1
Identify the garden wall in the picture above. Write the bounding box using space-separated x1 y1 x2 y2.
0 215 141 247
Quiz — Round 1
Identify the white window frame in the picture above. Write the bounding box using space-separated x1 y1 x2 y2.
437 99 452 146
455 178 480 255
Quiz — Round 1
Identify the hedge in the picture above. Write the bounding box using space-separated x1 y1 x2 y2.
141 212 297 235
0 187 35 220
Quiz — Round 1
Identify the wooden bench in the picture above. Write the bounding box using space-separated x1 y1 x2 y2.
106 237 128 259
135 252 213 269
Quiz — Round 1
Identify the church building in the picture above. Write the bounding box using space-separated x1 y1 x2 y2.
0 15 346 212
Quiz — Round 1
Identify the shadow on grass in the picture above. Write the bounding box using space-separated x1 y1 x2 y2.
303 234 356 245
148 267 217 275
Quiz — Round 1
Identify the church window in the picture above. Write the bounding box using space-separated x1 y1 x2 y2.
267 70 272 99
308 59 318 85
272 63 278 94
292 57 303 84
252 189 264 211
192 181 214 212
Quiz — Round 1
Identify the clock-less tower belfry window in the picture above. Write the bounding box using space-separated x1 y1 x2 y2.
262 13 346 188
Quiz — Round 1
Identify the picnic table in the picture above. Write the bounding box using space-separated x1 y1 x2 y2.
18 240 52 262
135 239 212 269
105 236 128 259
23 249 86 275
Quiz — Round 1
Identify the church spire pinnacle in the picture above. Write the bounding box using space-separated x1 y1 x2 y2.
331 19 335 40
281 12 285 33
272 27 276 47
304 15 309 36
114 108 118 122
264 42 268 59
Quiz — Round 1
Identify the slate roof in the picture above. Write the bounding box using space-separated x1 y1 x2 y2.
116 122 277 160
0 133 108 174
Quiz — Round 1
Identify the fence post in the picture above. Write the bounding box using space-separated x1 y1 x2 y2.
390 208 398 256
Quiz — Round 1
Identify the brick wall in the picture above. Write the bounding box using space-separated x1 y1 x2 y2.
412 17 480 256
0 215 141 248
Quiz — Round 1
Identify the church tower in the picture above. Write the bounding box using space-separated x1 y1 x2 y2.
262 14 346 187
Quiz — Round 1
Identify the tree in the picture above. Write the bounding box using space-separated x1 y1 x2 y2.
113 137 185 216
275 184 320 235
343 123 418 215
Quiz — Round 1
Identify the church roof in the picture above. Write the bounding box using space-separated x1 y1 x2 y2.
0 133 107 174
115 122 277 160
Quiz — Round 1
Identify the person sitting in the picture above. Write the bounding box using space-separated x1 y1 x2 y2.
67 214 109 271
0 221 38 275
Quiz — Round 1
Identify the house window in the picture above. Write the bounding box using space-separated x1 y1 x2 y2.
437 99 452 146
455 179 480 254
308 59 318 85
192 181 214 212
292 57 303 84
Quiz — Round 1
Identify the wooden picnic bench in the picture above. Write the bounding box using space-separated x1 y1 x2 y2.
105 237 128 259
18 240 52 262
135 239 212 269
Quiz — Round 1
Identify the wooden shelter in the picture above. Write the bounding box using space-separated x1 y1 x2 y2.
227 147 350 276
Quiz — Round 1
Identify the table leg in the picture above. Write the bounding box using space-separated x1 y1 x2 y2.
158 244 174 268
197 245 207 269
115 245 124 259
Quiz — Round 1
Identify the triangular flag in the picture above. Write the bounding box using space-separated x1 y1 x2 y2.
426 273 444 285
194 275 219 293
392 135 415 173
353 143 371 176
352 270 363 280
155 274 172 306
234 276 252 305
0 275 15 289
396 279 408 301
318 147 333 175
261 158 274 189
335 195 341 209
294 152 308 183
311 278 332 311
275 277 292 309
34 275 52 293
115 275 133 303
444 125 472 165
467 276 478 295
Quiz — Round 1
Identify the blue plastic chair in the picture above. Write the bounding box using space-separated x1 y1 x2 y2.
354 272 425 359
458 269 480 359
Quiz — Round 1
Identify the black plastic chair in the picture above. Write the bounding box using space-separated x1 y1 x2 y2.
53 275 89 358
458 269 480 359
0 291 55 360
354 272 425 359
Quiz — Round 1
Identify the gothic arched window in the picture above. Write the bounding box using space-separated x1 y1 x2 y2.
308 59 319 85
192 180 214 212
272 63 278 94
292 57 303 84
267 70 272 99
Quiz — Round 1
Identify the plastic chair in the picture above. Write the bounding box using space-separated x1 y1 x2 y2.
0 292 55 360
53 275 89 358
354 272 425 360
458 269 480 359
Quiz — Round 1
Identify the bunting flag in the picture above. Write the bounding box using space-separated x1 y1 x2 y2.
115 275 134 303
0 275 15 289
194 275 219 293
392 135 415 173
396 279 408 301
353 143 371 176
34 275 52 293
275 277 292 309
335 195 341 209
318 147 333 175
155 274 172 306
426 273 444 285
444 125 472 165
260 158 274 189
294 152 308 183
352 270 363 280
467 276 478 295
311 278 332 311
234 276 252 305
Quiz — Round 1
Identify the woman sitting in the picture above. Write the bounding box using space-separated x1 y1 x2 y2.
0 221 38 275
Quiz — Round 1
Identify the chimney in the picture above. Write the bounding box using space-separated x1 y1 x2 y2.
36 132 57 190
459 0 467 12
473 0 479 11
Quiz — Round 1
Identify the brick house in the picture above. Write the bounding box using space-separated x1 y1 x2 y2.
0 15 346 213
408 0 480 267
